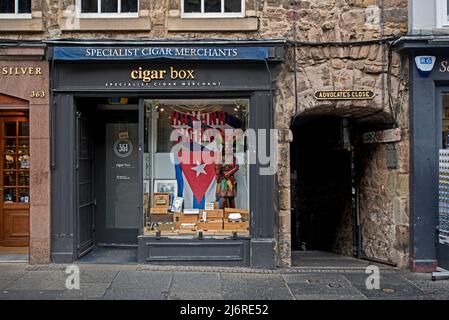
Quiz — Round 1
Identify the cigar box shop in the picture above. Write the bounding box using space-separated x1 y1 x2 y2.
49 41 284 268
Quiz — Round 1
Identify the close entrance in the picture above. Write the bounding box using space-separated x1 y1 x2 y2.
76 98 139 259
291 117 354 256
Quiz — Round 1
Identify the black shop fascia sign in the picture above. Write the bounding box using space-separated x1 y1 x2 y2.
49 44 285 92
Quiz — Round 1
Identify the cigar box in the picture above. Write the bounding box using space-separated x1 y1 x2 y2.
223 221 249 231
197 220 224 231
224 208 249 220
173 213 198 229
150 207 169 215
202 209 224 219
152 192 170 208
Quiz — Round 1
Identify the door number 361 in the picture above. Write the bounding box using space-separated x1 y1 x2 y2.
31 91 46 98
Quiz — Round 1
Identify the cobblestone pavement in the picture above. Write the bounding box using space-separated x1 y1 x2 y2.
0 263 448 300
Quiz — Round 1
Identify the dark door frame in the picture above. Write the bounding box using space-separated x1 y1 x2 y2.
436 86 449 270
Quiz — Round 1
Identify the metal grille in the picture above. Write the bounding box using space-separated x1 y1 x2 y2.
439 149 449 245
76 113 95 257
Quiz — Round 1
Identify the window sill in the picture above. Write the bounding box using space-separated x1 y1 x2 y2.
167 17 258 32
0 17 43 32
60 17 151 31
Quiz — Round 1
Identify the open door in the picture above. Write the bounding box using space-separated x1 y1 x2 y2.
75 110 95 258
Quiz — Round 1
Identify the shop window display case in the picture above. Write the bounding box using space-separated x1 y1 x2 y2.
143 99 250 237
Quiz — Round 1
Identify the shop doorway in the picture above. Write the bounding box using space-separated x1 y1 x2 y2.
291 117 355 257
75 98 140 259
0 107 30 262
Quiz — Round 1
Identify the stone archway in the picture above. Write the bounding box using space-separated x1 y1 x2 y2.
287 101 409 268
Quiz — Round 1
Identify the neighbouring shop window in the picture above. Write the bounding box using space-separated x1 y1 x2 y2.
78 0 138 17
182 0 244 18
0 0 31 18
3 121 30 204
144 99 250 237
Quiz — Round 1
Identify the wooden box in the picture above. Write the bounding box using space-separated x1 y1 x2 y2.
201 209 223 219
150 214 172 223
197 219 223 231
224 208 249 220
154 223 175 232
223 221 249 231
178 229 197 235
173 213 198 229
152 192 170 208
150 207 169 215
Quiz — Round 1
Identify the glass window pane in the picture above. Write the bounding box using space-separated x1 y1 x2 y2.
0 0 15 14
19 122 29 137
18 171 29 186
121 0 138 12
224 0 241 13
4 155 15 170
3 188 16 203
18 155 30 169
101 0 118 13
184 0 201 13
5 122 16 137
18 188 29 203
5 138 16 149
3 171 16 187
204 0 221 12
81 0 98 13
144 99 250 237
18 0 31 13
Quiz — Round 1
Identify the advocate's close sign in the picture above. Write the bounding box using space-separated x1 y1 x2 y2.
314 90 375 100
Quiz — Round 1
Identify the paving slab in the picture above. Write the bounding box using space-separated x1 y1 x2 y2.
0 290 64 300
168 292 224 300
0 280 14 290
0 271 26 281
295 294 367 300
343 272 411 286
352 284 425 300
102 288 168 300
221 273 294 300
408 280 449 296
170 272 221 293
288 282 365 299
79 269 119 283
282 273 351 286
7 270 67 290
58 283 110 300
111 270 172 290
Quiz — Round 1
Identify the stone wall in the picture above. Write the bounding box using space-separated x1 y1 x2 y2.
277 0 410 267
0 0 411 267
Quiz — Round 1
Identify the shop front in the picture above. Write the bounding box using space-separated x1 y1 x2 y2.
0 44 50 264
49 41 284 268
399 40 449 272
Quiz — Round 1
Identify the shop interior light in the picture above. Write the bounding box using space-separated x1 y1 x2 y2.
107 97 129 105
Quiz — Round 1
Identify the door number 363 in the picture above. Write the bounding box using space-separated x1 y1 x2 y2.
31 91 46 98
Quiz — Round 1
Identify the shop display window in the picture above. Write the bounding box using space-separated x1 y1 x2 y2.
143 99 250 237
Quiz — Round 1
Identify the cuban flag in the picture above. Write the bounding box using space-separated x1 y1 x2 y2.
174 143 217 209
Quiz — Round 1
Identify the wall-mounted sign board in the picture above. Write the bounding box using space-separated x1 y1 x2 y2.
314 90 375 101
362 128 401 144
